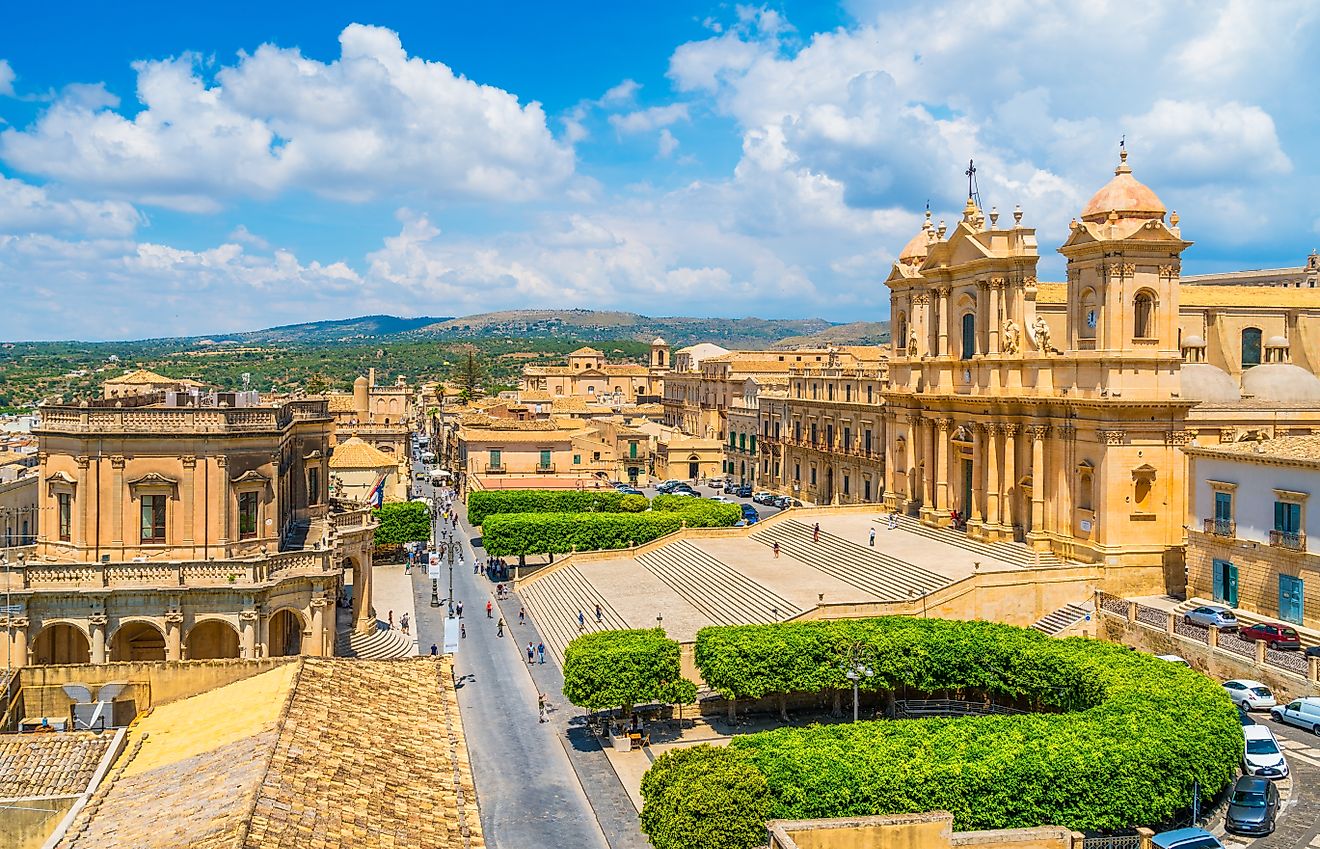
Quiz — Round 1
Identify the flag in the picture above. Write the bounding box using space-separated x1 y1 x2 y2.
368 474 386 507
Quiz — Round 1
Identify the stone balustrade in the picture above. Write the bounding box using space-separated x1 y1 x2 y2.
12 549 334 590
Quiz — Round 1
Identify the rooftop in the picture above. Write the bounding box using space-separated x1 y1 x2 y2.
0 731 115 799
329 435 399 469
1186 434 1320 468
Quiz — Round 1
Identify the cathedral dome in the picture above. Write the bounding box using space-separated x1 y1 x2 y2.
1181 363 1241 404
1242 364 1320 403
1080 149 1166 224
898 211 934 264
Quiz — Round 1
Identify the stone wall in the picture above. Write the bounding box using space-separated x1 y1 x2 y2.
768 811 1080 849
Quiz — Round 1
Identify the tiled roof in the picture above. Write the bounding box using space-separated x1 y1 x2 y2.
460 429 576 443
1187 434 1320 467
325 394 358 412
601 364 649 376
329 436 398 469
0 732 114 798
517 390 553 402
58 658 483 849
103 368 176 384
568 347 604 356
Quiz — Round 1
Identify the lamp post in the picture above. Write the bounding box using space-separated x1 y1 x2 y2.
841 641 875 723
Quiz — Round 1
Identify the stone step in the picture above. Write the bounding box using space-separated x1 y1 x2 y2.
636 540 802 626
750 521 949 601
336 624 415 659
1030 602 1093 636
884 514 1064 568
518 564 629 666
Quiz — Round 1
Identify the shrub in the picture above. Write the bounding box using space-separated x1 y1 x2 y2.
481 501 740 556
640 745 769 849
643 617 1241 842
371 501 430 546
467 489 639 526
562 628 697 714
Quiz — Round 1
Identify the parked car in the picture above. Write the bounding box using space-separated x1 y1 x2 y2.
1224 679 1277 711
1182 605 1238 631
656 480 681 493
671 486 698 497
741 504 760 524
1240 622 1301 650
1238 704 1257 727
709 495 735 504
1270 697 1320 733
734 484 753 498
618 487 644 496
1225 775 1279 836
1151 828 1224 849
752 491 776 505
1242 724 1289 778
772 495 802 509
1305 645 1320 659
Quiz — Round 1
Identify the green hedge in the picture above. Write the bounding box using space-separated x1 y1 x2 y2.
371 501 431 546
482 501 741 556
467 489 647 525
562 628 697 713
641 618 1241 847
640 745 769 849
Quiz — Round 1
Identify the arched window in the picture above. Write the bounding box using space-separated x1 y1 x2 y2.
1078 471 1094 511
1133 291 1155 339
960 313 976 360
1241 327 1262 369
895 312 908 353
1079 288 1097 340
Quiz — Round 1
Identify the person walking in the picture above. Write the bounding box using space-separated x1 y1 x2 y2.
527 642 535 664
812 523 821 543
888 510 899 530
538 692 548 723
461 623 467 639
400 613 410 635
537 642 545 664
594 603 602 624
388 610 394 629
869 528 876 547
772 541 780 558
486 600 493 619
430 643 438 656
497 617 505 638
519 607 526 625
456 600 464 618
578 610 586 632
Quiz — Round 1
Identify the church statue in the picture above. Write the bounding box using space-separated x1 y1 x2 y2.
907 334 918 357
1032 315 1053 354
1001 319 1021 354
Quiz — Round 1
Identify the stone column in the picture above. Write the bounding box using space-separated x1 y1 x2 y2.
988 279 1002 354
935 418 951 514
110 455 125 547
1027 425 1050 548
181 455 197 556
239 607 257 659
969 424 985 528
310 595 329 657
217 455 230 553
6 615 29 669
164 610 183 661
1002 424 1018 534
76 455 91 552
936 287 950 357
985 424 1001 532
89 613 107 664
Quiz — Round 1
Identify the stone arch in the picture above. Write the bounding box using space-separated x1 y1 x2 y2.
31 621 90 665
1132 288 1157 339
960 311 977 359
110 619 167 662
1241 327 1262 369
185 618 241 660
268 607 306 657
1078 288 1098 340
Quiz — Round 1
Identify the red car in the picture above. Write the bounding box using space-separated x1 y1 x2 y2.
1240 623 1301 650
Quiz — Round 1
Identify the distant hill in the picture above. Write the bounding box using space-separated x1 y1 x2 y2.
203 314 450 345
775 321 890 347
415 309 834 348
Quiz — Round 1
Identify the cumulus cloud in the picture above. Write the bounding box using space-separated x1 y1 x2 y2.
0 24 575 210
657 129 679 158
608 103 689 135
0 60 14 97
0 174 142 237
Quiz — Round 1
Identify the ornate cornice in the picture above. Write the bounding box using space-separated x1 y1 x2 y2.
1026 424 1051 440
1099 429 1127 446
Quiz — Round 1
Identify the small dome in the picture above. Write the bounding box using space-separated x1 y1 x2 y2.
898 210 935 264
1080 149 1165 224
353 375 369 386
1182 335 1206 348
1181 363 1241 404
651 337 668 347
1265 335 1289 348
1242 364 1320 402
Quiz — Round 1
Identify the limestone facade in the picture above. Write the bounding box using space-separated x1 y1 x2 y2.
521 341 669 406
0 392 376 668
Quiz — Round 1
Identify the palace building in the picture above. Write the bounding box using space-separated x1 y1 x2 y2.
520 342 669 406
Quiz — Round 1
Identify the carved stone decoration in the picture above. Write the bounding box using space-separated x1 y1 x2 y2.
1164 430 1191 446
1003 423 1020 438
1030 315 1053 354
88 613 108 627
164 610 185 625
1100 430 1127 446
75 455 91 470
181 455 197 469
936 417 953 433
907 334 918 357
239 609 259 622
1220 427 1237 443
1158 264 1180 280
110 455 126 469
989 277 1007 289
1001 319 1021 354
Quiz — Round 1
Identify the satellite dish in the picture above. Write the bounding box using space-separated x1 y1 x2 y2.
61 684 93 703
96 682 129 702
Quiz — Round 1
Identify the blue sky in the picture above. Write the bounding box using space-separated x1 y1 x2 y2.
2 1 1318 340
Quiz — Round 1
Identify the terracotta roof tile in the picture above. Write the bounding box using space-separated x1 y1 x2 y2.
0 732 113 798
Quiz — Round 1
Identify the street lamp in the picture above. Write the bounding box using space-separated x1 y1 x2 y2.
841 641 875 723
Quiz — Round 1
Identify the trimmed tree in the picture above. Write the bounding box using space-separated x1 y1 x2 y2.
562 628 697 717
372 501 430 546
641 745 769 849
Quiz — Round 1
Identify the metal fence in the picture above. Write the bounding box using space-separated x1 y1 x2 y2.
1081 836 1141 849
893 699 1024 719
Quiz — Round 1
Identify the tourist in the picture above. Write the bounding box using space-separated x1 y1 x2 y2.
537 642 545 664
430 643 438 656
519 607 526 625
461 623 467 639
888 510 899 530
595 602 602 624
456 600 464 618
869 528 876 547
497 617 505 638
812 523 820 543
538 692 548 723
388 610 394 629
400 613 410 635
486 600 493 619
527 642 535 664
578 610 586 631
772 541 780 558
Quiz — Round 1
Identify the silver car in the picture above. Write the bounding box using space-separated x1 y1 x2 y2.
1184 605 1238 631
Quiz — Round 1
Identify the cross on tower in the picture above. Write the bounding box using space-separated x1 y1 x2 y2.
965 159 976 199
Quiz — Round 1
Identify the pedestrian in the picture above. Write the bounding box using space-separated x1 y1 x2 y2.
869 527 876 547
486 600 493 619
519 607 526 625
537 642 545 664
527 642 535 664
772 541 780 558
578 610 586 632
538 692 548 723
888 510 898 530
595 603 602 624
400 613 410 635
456 600 464 618
388 610 394 629
430 643 438 656
461 623 467 639
497 617 505 638
812 523 820 543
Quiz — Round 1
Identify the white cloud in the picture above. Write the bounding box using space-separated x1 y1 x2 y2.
657 129 679 158
0 174 142 237
608 103 689 135
0 60 14 97
0 25 575 210
227 224 270 250
600 79 641 106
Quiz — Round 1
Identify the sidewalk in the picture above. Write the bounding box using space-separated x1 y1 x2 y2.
370 562 420 654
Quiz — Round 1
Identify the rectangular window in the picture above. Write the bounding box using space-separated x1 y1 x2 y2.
826 424 834 447
794 421 801 441
308 467 320 505
810 423 818 444
843 427 851 450
843 475 850 495
730 432 737 448
489 449 501 469
827 384 834 400
794 463 800 482
810 467 817 486
1275 501 1302 534
867 385 873 404
774 421 781 439
749 435 756 455
58 493 72 541
540 449 552 469
140 495 166 543
1214 491 1233 522
629 441 638 458
239 491 259 539
864 429 873 453
864 479 872 501
845 385 852 402
573 454 581 465
592 451 601 461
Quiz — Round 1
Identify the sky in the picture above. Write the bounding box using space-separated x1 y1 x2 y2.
2 0 1319 341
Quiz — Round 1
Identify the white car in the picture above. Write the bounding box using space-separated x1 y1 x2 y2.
1224 679 1277 711
1242 724 1289 778
709 495 734 503
1270 697 1320 734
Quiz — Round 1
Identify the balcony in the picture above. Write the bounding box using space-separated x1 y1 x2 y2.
1202 518 1236 537
536 464 556 474
1270 529 1307 551
485 463 507 474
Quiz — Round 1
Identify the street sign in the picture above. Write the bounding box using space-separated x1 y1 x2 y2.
427 553 441 579
443 617 461 654
0 604 22 616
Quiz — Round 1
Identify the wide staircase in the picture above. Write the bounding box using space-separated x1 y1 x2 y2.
336 622 415 659
885 514 1064 568
517 564 630 665
1030 602 1092 636
750 521 950 601
636 540 802 626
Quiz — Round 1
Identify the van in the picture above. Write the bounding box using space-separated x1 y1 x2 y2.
1270 697 1320 734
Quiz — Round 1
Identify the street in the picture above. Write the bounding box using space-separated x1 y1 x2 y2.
1236 712 1320 848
